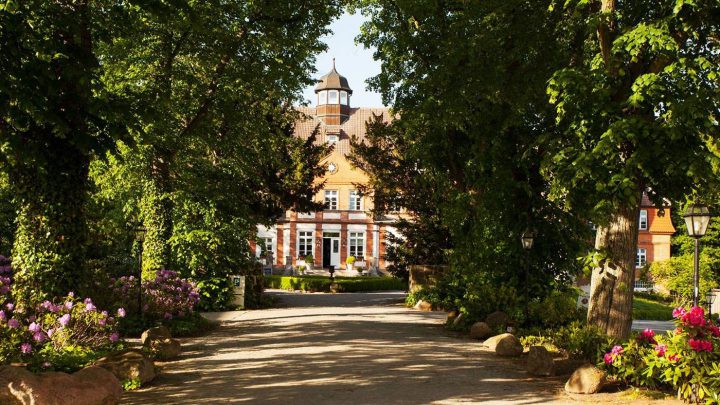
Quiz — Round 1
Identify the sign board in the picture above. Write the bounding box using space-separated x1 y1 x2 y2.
230 275 246 309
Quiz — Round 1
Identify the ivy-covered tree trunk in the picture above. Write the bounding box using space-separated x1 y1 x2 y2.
141 147 174 277
11 142 91 306
587 203 640 339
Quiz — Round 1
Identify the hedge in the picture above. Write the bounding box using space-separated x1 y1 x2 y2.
264 275 406 293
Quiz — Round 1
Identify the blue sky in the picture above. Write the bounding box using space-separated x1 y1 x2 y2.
302 12 385 107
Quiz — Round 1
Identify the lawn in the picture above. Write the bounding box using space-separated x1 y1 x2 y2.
265 275 407 293
633 297 674 321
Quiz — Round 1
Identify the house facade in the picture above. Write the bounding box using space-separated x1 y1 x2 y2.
251 63 399 271
636 193 675 271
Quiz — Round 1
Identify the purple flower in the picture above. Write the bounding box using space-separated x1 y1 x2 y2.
47 328 55 338
117 308 126 318
611 345 624 355
20 343 32 354
41 301 52 310
68 292 74 298
98 318 106 326
28 322 40 333
84 298 92 305
0 310 6 321
109 332 119 343
6 303 13 311
7 318 19 328
42 362 51 369
163 312 173 320
64 301 74 310
85 302 96 312
32 332 44 342
58 314 71 327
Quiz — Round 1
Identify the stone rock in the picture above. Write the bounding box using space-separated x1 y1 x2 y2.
95 348 157 384
414 300 433 312
0 365 122 405
469 321 492 339
564 364 606 394
485 311 509 329
141 326 171 346
526 346 554 376
149 337 182 360
483 333 523 357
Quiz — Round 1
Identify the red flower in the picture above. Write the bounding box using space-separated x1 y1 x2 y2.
681 306 706 327
689 338 713 353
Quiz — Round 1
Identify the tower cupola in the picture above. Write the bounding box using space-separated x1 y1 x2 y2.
315 59 352 125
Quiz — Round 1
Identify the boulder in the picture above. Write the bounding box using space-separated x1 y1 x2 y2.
469 321 492 339
95 348 156 384
564 364 606 394
0 365 122 405
526 346 554 376
414 300 433 312
149 337 182 360
141 326 171 346
485 311 509 329
483 333 523 357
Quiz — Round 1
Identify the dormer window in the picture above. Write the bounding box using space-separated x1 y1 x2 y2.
340 91 348 105
328 90 339 104
318 91 327 105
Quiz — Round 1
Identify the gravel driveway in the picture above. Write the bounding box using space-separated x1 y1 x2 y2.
122 290 678 404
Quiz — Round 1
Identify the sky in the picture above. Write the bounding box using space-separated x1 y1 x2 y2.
301 12 385 107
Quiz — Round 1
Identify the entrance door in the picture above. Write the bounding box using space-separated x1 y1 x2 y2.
322 232 340 268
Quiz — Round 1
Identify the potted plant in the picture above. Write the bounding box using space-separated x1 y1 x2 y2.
346 255 356 273
303 255 314 272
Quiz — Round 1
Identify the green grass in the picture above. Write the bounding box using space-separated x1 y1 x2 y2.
265 275 406 293
633 296 674 321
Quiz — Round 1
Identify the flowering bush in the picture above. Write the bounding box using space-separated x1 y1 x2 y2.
0 261 123 370
601 306 720 403
109 270 200 321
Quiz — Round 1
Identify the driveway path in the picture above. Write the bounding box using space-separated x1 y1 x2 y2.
122 290 674 404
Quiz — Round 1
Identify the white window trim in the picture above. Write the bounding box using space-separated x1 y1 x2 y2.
349 190 362 211
324 190 338 210
297 231 314 258
318 91 327 105
340 91 348 105
639 210 648 230
348 231 366 258
328 90 339 104
636 248 647 268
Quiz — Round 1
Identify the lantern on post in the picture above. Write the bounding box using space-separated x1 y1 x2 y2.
683 204 711 307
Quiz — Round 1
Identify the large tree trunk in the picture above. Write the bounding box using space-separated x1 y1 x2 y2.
141 146 174 278
587 202 640 339
11 138 91 306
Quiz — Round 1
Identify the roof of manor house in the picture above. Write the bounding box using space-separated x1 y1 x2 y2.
293 106 392 155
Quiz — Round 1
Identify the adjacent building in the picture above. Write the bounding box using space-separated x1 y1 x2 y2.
252 62 399 271
636 194 675 270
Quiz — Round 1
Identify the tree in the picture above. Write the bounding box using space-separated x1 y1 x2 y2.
545 0 720 337
351 1 589 320
0 1 123 304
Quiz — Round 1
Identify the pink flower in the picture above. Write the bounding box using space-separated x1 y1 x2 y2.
668 353 681 362
0 310 6 321
47 328 55 338
7 318 19 328
28 322 40 333
85 302 96 312
64 301 74 310
681 306 706 327
58 314 71 327
117 308 126 318
637 328 656 344
6 303 13 311
603 353 614 365
611 345 624 355
42 362 51 369
109 332 119 343
707 325 720 337
672 306 687 319
20 343 32 354
689 338 713 352
654 344 667 357
32 332 44 342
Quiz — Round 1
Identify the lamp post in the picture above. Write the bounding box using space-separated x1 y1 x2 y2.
521 228 535 320
134 224 147 317
706 290 716 318
683 204 711 307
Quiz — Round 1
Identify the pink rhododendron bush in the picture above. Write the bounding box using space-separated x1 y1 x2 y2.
602 306 720 403
109 270 200 321
0 257 124 371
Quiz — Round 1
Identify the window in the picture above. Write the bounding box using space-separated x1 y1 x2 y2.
318 91 327 105
349 190 362 211
328 90 338 104
327 134 339 144
636 248 647 267
639 210 648 230
298 231 313 258
259 237 273 256
324 190 338 210
349 232 365 258
340 91 348 105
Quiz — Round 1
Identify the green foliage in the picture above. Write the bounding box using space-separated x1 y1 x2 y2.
648 255 717 305
265 275 406 293
33 344 117 374
122 378 142 391
633 297 674 321
527 289 585 329
194 276 233 312
163 313 217 338
520 321 611 361
304 255 315 264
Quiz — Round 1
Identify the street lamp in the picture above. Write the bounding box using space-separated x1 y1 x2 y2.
706 290 716 318
683 204 711 307
134 224 147 317
521 228 535 320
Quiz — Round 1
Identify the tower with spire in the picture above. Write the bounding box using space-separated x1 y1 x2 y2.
314 58 352 125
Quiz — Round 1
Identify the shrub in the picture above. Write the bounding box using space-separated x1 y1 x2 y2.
519 321 610 361
265 275 406 292
526 289 585 328
346 256 356 265
304 255 314 264
601 306 720 403
648 255 717 305
109 270 200 321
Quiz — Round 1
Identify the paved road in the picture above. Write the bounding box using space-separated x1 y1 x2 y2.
122 290 677 404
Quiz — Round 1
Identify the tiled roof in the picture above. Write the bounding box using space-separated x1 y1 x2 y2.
641 192 672 208
294 106 393 155
314 66 352 93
